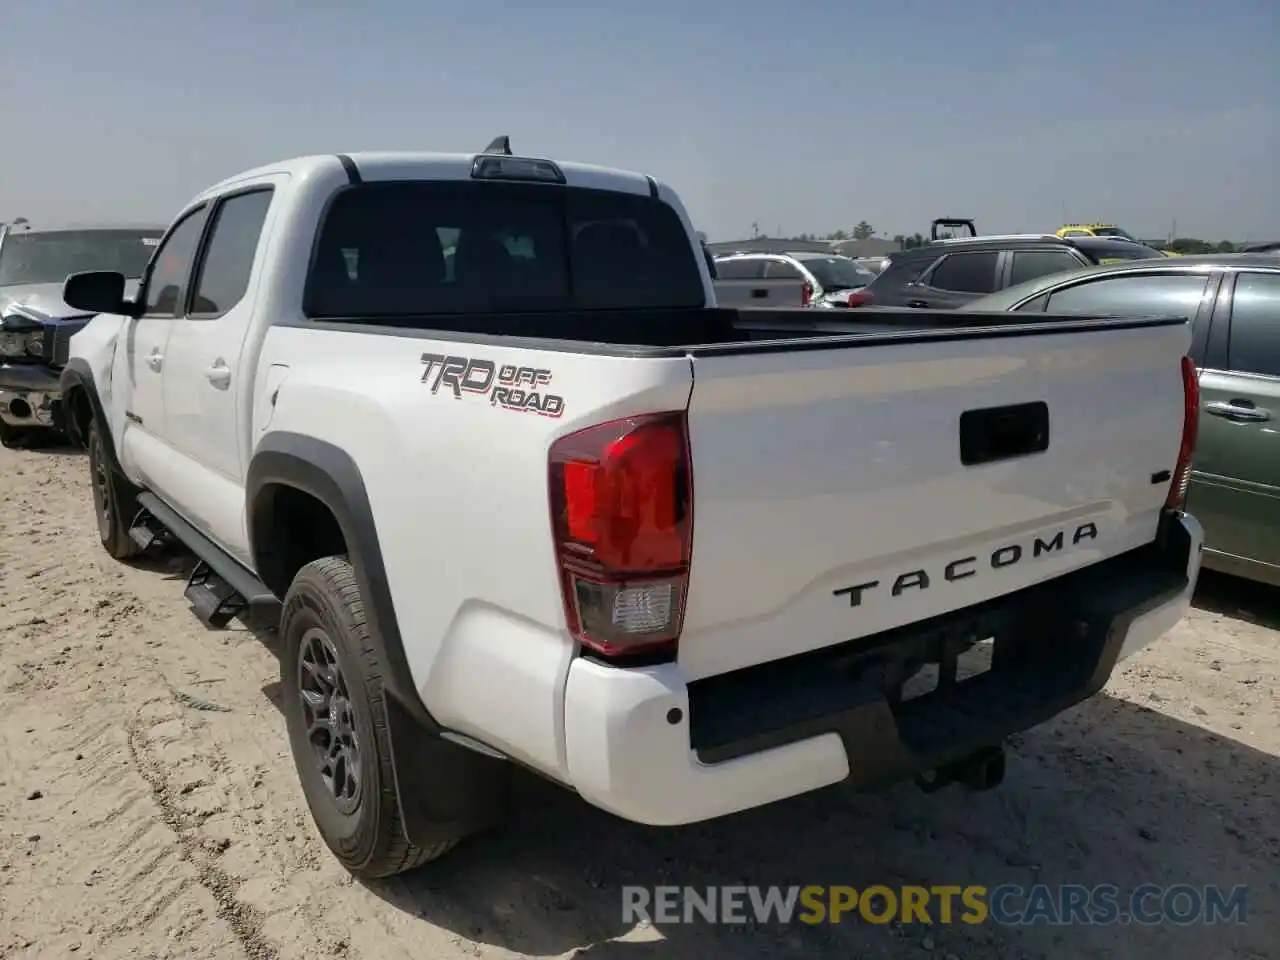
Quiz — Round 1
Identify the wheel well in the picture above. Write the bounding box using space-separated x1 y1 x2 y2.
251 484 348 598
65 387 94 446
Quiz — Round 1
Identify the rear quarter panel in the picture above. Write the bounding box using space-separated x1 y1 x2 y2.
259 325 693 773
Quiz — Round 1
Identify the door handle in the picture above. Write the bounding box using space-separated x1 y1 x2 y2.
906 299 928 308
1205 400 1270 422
204 361 232 388
146 350 163 372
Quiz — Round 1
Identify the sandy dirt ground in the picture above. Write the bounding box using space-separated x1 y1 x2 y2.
1 442 1276 960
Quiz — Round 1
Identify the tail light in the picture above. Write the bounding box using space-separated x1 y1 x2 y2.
549 412 693 660
1165 354 1200 509
846 289 873 307
801 281 813 306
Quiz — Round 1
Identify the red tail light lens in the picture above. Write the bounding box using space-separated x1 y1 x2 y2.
1165 354 1200 509
801 281 813 306
549 412 693 659
846 289 873 307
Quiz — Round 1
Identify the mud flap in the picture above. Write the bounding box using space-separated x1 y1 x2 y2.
383 692 510 848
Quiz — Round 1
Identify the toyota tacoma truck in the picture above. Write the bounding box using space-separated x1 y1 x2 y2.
57 138 1204 880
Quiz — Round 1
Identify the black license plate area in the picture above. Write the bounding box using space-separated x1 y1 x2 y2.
959 400 1049 466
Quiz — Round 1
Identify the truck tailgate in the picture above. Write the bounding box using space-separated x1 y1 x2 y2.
679 317 1192 681
713 278 807 308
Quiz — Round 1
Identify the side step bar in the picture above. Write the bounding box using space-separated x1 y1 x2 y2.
134 492 282 631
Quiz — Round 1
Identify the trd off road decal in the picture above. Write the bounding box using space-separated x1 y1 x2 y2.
420 353 565 418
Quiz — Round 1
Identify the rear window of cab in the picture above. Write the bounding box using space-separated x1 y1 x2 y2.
303 181 706 318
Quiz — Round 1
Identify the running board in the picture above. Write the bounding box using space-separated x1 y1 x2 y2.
135 492 282 631
128 509 175 552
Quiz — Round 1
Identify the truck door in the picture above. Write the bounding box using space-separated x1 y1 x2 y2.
1186 270 1280 579
158 183 279 559
111 204 210 491
907 250 1001 308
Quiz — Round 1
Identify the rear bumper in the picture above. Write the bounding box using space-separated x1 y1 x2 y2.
563 511 1202 826
0 364 62 427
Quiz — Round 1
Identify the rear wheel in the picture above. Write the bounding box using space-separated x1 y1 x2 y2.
281 557 459 878
87 420 141 560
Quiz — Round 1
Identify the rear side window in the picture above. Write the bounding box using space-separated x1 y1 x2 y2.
717 258 765 280
1009 250 1083 287
871 254 932 288
304 181 705 317
1228 272 1280 377
926 252 999 294
190 190 274 318
763 260 802 280
1044 273 1209 316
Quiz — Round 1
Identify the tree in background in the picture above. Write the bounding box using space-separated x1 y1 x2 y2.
852 221 875 240
1165 237 1239 254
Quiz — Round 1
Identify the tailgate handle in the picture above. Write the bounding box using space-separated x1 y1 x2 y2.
749 287 769 299
960 401 1050 466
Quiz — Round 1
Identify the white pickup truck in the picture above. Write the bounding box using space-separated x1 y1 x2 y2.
59 139 1204 879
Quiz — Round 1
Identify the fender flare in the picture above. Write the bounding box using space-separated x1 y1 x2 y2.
246 430 436 730
246 431 508 844
59 359 115 459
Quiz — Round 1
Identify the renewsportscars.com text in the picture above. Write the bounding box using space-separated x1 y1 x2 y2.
621 884 1249 926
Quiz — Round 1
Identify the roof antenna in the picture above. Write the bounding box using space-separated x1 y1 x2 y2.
482 135 512 156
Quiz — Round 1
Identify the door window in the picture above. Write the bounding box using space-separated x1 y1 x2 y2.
1009 250 1083 287
189 190 274 318
1044 273 1209 315
926 252 999 294
141 207 209 317
1228 272 1280 377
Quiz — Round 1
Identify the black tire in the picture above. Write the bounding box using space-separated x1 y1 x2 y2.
281 557 458 878
87 420 141 560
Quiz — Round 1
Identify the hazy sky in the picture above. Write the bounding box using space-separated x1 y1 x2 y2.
3 0 1276 242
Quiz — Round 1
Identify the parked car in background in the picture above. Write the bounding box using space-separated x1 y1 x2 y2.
712 254 808 307
962 253 1280 587
0 223 164 446
713 251 878 308
852 233 1166 309
853 256 890 274
1055 223 1181 257
1056 222 1139 241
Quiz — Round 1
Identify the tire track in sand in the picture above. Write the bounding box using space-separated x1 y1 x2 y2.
126 704 278 960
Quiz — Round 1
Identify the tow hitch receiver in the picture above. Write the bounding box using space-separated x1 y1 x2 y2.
915 744 1007 793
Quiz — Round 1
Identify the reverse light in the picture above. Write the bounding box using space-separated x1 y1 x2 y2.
1165 354 1200 509
549 412 693 660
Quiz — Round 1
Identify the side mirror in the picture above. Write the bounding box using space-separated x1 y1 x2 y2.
63 271 134 317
